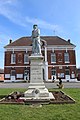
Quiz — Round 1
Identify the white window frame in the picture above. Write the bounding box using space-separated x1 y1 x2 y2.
17 74 23 78
64 52 70 63
24 54 29 64
58 73 64 78
51 53 56 63
5 74 10 78
11 54 16 64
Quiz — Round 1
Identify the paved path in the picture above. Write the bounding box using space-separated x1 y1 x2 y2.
0 82 80 88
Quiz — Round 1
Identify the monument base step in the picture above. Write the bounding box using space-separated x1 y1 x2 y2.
20 87 55 100
25 87 49 97
28 85 46 89
20 92 55 101
28 83 47 89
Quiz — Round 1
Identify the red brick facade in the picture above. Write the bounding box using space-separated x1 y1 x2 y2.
4 36 76 82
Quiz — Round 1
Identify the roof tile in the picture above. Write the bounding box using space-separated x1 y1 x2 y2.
4 36 75 48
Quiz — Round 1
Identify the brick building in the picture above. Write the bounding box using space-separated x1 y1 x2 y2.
4 36 76 82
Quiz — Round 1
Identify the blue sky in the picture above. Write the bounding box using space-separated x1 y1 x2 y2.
0 0 80 68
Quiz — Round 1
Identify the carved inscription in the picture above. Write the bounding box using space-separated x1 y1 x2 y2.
31 66 43 83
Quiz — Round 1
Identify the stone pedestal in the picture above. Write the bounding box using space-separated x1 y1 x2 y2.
21 54 55 100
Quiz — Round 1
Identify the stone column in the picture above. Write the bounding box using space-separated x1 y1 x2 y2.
44 46 48 81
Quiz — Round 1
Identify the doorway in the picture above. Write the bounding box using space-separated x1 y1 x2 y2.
10 70 16 81
24 70 29 81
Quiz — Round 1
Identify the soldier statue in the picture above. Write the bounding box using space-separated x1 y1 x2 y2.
32 24 41 54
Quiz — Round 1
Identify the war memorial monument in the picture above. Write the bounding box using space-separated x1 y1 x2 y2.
22 24 55 100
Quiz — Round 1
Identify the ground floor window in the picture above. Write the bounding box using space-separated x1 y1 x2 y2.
58 73 64 78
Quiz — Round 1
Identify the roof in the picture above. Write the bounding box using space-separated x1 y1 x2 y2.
0 69 4 74
4 36 76 48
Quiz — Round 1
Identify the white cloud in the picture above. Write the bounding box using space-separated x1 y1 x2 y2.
25 17 62 32
0 0 63 33
0 0 27 27
5 0 14 4
0 0 18 5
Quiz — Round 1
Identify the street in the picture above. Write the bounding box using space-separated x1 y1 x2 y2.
0 82 80 88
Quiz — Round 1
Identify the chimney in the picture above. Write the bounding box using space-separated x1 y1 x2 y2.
9 39 12 44
68 39 70 43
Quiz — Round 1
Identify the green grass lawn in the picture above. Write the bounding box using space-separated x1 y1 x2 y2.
0 88 80 120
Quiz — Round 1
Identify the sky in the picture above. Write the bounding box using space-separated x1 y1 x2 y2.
0 0 80 68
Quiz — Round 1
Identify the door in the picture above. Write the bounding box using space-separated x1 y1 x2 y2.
24 70 29 81
51 68 56 80
65 68 70 80
11 70 16 81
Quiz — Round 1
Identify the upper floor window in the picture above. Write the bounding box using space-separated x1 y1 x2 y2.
11 54 16 64
51 53 56 63
64 52 70 63
24 54 29 64
18 53 22 63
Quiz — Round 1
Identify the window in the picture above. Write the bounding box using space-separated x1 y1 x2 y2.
17 74 23 78
64 52 69 63
52 68 56 75
58 73 64 78
51 53 56 63
5 74 10 78
11 54 16 64
24 54 29 64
